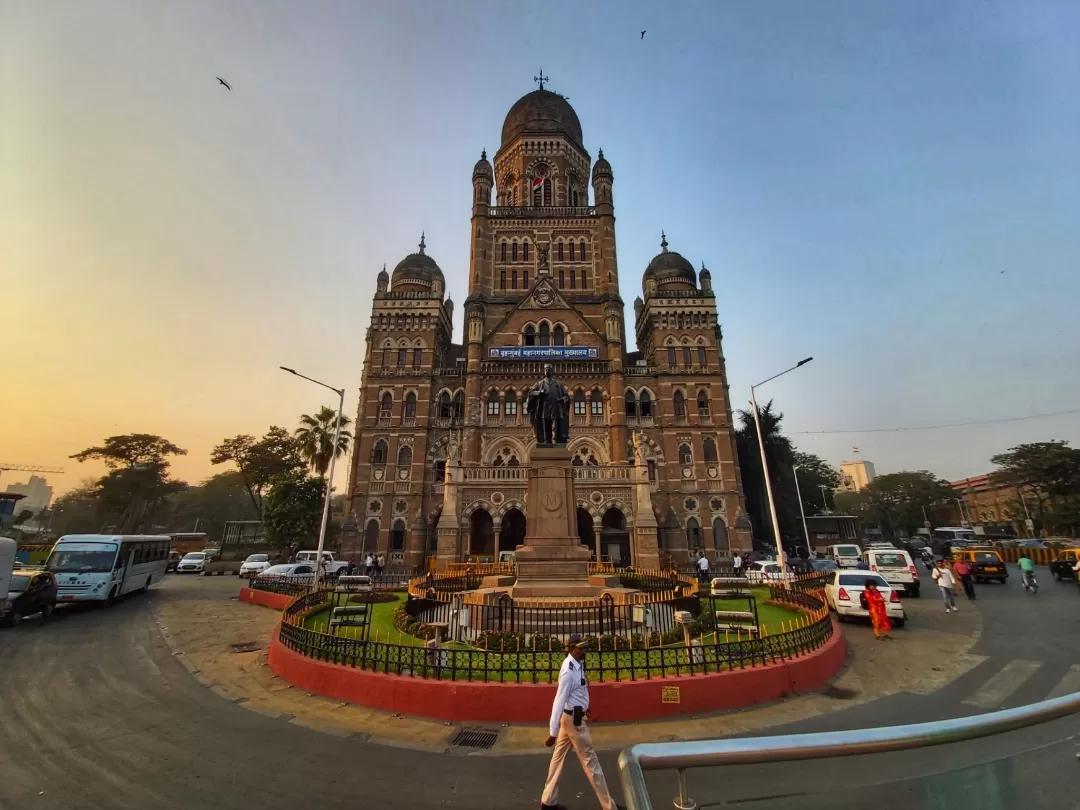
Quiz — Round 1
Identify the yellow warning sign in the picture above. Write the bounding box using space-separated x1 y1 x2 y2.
661 686 680 704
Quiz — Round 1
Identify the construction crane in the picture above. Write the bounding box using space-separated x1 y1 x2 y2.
0 463 65 485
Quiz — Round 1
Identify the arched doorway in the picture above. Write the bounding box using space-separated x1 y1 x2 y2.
499 508 526 555
363 519 380 554
469 509 495 559
577 508 596 557
391 519 406 551
601 507 631 567
686 517 702 552
713 517 728 554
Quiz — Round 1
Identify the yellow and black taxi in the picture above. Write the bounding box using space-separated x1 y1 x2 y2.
952 547 1008 584
2 569 58 627
1049 547 1080 582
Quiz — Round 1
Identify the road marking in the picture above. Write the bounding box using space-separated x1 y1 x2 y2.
963 660 1042 709
1047 665 1080 700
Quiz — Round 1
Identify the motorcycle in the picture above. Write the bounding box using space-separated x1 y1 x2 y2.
1022 570 1039 594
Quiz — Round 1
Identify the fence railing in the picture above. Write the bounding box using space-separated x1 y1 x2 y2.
249 575 312 597
277 585 834 684
406 567 699 602
617 690 1080 810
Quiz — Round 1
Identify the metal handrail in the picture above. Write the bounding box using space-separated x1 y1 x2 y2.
617 691 1080 810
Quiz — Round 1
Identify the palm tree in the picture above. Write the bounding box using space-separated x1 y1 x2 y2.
295 406 353 477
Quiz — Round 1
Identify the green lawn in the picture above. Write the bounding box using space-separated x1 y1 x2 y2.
303 592 427 645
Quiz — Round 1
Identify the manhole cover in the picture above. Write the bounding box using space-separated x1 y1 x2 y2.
230 641 261 653
450 728 500 750
823 685 857 700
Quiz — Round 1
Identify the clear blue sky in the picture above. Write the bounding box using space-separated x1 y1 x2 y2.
3 0 1078 491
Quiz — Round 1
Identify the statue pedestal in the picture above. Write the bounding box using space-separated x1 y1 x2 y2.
512 446 593 597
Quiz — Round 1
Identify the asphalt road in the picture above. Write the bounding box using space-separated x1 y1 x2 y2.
1 567 1077 810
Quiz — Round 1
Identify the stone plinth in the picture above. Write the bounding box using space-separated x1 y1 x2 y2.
512 446 592 597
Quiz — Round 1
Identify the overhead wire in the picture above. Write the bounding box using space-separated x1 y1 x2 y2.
792 408 1080 436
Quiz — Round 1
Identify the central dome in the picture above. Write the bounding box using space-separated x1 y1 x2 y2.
501 89 583 148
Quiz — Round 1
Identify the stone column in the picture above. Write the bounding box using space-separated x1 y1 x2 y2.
631 447 661 570
435 456 461 570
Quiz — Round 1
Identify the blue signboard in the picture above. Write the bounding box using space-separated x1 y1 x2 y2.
488 346 599 360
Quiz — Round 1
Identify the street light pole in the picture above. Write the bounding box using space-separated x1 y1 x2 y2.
949 497 969 527
817 484 832 515
750 357 813 586
793 465 811 552
281 366 346 588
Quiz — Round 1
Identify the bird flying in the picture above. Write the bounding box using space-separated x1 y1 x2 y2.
216 77 231 90
640 30 646 39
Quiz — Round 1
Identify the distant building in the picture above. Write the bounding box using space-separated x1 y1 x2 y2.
949 474 1023 537
4 475 53 514
838 460 876 493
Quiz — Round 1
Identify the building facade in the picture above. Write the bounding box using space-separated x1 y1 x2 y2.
342 84 752 570
3 474 53 514
838 460 876 493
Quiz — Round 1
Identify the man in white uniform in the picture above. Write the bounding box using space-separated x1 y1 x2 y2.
540 634 622 810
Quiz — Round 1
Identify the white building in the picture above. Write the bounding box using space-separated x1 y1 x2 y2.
4 475 54 513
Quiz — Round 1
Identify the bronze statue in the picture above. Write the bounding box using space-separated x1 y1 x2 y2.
526 364 569 446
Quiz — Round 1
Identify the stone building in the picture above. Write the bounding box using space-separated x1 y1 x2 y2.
343 82 752 570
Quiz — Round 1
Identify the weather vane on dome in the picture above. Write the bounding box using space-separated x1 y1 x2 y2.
534 69 548 91
419 232 426 254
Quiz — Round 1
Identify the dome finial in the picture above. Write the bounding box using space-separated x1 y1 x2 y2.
481 148 487 160
598 147 604 159
661 231 668 252
533 68 548 91
419 232 426 254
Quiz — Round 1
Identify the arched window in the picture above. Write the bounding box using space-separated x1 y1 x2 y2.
683 347 692 366
412 349 422 369
500 270 506 289
573 389 587 416
698 347 707 367
380 392 393 416
553 325 565 346
579 268 587 289
397 349 407 367
505 390 518 418
569 242 576 261
404 392 417 419
438 391 452 419
703 438 718 463
523 270 529 288
580 241 587 261
686 517 701 549
539 322 550 346
668 347 677 367
569 268 576 289
397 445 412 468
512 241 518 262
679 443 693 465
371 439 388 465
500 242 507 262
486 390 500 417
647 459 657 482
697 390 710 415
639 390 653 418
391 519 406 550
590 389 603 416
713 518 728 550
381 348 390 367
569 186 579 206
673 391 686 417
452 391 465 418
558 241 564 261
625 390 637 417
523 242 530 262
558 269 565 288
512 270 518 289
524 325 536 346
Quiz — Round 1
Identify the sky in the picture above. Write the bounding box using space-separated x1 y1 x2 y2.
2 0 1079 497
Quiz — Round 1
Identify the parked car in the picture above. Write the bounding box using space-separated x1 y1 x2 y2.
256 563 315 581
744 560 791 583
2 570 58 627
294 550 350 577
824 570 906 627
862 547 920 597
176 552 207 574
239 554 272 578
827 543 863 569
811 559 839 573
1016 539 1048 550
201 548 221 561
1049 548 1080 582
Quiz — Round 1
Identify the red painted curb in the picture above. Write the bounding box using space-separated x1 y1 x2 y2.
266 621 847 723
239 587 292 611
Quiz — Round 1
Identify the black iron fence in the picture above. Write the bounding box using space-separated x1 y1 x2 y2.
277 587 834 683
249 575 312 598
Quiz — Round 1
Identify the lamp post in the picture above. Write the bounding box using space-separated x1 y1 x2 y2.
793 465 812 552
948 497 970 527
280 366 345 587
817 484 832 515
750 357 813 585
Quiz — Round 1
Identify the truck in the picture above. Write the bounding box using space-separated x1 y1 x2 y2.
294 550 351 578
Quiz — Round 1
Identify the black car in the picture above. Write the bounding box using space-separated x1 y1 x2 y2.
2 570 58 627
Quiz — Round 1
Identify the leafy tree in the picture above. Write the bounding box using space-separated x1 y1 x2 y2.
211 426 304 515
863 471 958 538
991 441 1080 510
159 471 260 543
791 451 841 516
294 406 353 477
70 434 187 533
735 400 800 548
262 471 327 549
14 509 34 526
46 482 103 536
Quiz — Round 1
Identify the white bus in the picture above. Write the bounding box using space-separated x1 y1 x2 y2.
46 535 170 605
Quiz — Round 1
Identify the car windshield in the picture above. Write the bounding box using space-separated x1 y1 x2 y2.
47 545 118 573
875 553 906 567
245 554 269 562
8 575 31 593
182 553 205 560
838 574 889 588
975 552 1000 563
836 547 859 557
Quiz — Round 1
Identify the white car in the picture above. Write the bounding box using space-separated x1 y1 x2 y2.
824 570 906 627
863 548 920 597
176 552 207 574
743 560 791 584
239 554 272 578
258 563 315 581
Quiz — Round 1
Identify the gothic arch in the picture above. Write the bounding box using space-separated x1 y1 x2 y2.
626 433 666 463
696 336 707 345
427 434 451 461
664 335 676 346
491 498 526 522
681 335 691 345
482 436 528 465
568 435 609 464
599 500 632 522
576 500 601 520
461 499 494 523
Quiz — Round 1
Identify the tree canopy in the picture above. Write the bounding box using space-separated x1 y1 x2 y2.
211 426 304 515
262 471 327 549
862 471 958 537
294 406 353 477
991 441 1080 535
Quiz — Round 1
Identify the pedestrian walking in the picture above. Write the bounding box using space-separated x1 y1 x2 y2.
862 579 893 640
732 552 743 577
932 559 958 612
953 558 976 600
376 553 386 577
364 553 374 576
696 551 710 584
541 634 622 810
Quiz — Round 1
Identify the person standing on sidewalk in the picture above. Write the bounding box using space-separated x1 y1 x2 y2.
932 559 958 612
697 551 710 584
733 552 743 577
540 634 622 810
863 579 893 640
953 558 976 600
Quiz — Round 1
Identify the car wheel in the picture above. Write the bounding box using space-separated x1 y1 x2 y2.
893 618 906 629
105 587 118 607
141 576 152 594
41 603 54 619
